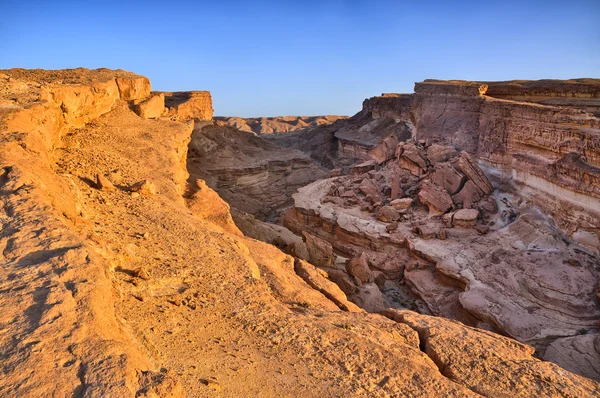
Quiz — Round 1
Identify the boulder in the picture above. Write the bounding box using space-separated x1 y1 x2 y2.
368 136 399 164
452 180 483 208
437 228 448 240
426 144 459 165
430 163 465 195
302 232 334 267
133 93 165 119
377 206 400 223
351 160 377 174
346 253 373 284
442 212 455 228
390 198 413 211
358 178 380 203
399 144 428 176
457 152 493 195
418 180 453 215
327 269 358 295
453 208 479 228
416 224 438 239
96 174 115 192
130 180 156 195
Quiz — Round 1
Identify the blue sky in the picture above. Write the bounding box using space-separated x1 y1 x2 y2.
1 0 599 116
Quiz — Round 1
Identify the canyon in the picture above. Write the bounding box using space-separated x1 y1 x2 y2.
0 68 599 397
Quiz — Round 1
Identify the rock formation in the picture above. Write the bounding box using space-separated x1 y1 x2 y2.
187 123 328 221
0 68 598 397
163 91 214 120
277 79 600 382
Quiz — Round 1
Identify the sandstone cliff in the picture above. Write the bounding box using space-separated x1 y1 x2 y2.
272 78 600 383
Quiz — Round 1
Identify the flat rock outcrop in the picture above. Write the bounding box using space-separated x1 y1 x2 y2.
384 309 600 397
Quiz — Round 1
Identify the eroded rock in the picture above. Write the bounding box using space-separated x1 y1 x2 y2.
96 173 116 192
302 232 334 267
346 253 373 284
130 180 157 195
418 181 453 215
377 206 399 222
134 92 165 119
453 209 479 228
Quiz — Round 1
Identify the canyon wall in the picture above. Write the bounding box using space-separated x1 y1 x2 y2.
187 124 328 221
359 79 600 251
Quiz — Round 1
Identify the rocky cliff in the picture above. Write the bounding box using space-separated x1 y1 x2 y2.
325 79 600 253
274 78 600 383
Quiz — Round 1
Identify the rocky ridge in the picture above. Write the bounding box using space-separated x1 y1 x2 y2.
214 115 347 135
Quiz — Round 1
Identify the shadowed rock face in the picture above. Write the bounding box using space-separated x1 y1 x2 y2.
162 91 214 120
1 68 599 397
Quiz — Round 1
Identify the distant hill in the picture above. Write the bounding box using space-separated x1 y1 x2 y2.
214 115 348 134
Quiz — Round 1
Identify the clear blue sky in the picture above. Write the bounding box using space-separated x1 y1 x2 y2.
1 0 599 117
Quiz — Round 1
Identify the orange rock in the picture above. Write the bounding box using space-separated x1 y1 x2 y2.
133 93 165 119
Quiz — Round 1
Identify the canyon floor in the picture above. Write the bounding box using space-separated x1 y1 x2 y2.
0 68 599 397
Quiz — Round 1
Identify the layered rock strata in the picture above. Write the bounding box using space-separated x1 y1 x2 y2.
323 79 600 252
187 123 328 221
